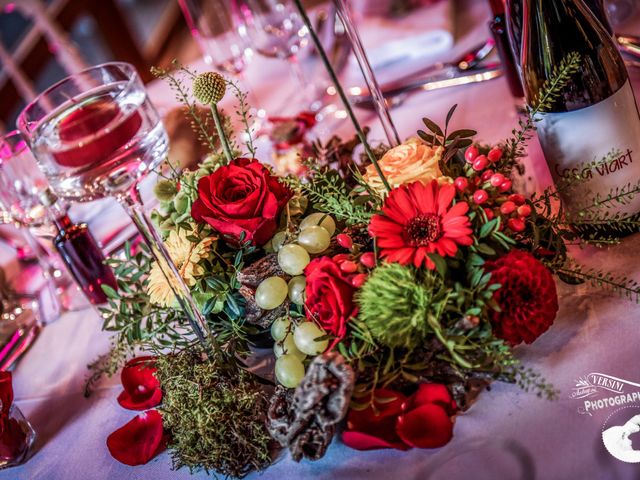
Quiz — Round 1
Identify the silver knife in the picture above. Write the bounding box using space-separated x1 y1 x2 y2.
351 63 503 109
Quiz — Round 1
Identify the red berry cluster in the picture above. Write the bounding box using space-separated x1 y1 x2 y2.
455 145 531 233
334 233 376 287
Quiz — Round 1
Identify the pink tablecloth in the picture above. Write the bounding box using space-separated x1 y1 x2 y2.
3 1 640 479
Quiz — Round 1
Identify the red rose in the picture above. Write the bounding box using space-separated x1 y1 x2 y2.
485 249 559 345
191 158 292 246
107 410 166 466
304 257 358 345
117 356 162 411
343 384 457 451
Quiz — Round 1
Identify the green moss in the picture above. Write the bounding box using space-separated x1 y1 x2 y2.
156 351 273 478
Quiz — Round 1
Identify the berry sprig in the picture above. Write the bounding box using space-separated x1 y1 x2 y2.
455 145 532 235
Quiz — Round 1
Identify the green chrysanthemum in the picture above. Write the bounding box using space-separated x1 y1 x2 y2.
357 263 446 350
192 71 226 104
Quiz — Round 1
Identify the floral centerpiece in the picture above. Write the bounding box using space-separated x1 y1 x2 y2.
88 46 640 477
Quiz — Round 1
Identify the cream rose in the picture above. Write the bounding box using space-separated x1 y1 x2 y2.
363 138 449 195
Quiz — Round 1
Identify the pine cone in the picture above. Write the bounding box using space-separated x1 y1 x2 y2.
267 352 355 462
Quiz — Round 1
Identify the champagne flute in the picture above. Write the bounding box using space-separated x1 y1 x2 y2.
17 62 214 352
234 0 321 112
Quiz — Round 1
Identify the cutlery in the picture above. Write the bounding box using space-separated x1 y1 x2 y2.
378 39 496 89
352 63 503 110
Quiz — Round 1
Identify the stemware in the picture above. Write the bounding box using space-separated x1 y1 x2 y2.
234 0 321 111
0 131 82 316
179 0 250 75
16 62 214 352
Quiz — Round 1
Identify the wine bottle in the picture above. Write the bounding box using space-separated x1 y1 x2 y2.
583 0 614 33
521 0 640 236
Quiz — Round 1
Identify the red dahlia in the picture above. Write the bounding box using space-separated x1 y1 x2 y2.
369 181 473 269
485 250 559 345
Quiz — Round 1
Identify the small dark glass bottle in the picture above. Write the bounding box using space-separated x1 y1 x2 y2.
41 190 117 305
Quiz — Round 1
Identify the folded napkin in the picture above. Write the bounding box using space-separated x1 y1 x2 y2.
347 0 454 84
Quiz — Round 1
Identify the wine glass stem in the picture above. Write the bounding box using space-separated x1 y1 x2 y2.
333 0 401 146
288 54 317 111
118 187 218 358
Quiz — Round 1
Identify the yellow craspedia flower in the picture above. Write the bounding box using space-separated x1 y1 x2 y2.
363 137 450 196
147 229 215 308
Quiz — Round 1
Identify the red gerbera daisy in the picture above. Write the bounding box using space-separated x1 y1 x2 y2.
369 181 473 269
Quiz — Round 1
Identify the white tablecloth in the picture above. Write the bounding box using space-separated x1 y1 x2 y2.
3 1 640 479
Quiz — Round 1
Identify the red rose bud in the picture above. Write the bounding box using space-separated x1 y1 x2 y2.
483 207 495 220
480 169 494 182
473 189 489 204
498 179 512 192
499 201 516 215
464 145 479 163
359 252 376 269
487 147 503 163
507 217 525 232
454 177 469 192
351 273 368 288
508 193 526 206
472 155 488 171
490 173 505 187
336 234 353 249
340 260 358 273
517 205 532 217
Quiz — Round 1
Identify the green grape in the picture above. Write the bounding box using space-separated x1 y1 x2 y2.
274 333 306 361
255 276 288 310
300 213 336 236
278 244 310 276
293 322 329 356
271 231 287 252
298 226 331 254
275 354 305 388
288 276 306 305
270 317 291 341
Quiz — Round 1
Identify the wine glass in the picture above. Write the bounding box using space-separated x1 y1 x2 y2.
179 0 250 75
17 62 214 351
234 0 321 111
178 0 266 127
0 131 84 317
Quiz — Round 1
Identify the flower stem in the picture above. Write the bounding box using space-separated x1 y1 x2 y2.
292 0 391 193
210 103 234 164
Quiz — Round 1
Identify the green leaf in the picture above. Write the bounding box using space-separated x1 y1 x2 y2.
445 103 458 127
417 130 436 144
446 129 477 141
427 253 448 278
101 285 120 299
479 218 498 239
476 243 496 256
422 117 444 137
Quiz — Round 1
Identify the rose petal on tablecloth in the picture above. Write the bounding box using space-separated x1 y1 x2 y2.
106 410 166 466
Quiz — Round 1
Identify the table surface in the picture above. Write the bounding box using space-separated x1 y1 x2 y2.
3 1 640 479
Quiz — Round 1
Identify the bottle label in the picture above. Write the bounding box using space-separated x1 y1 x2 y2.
537 80 640 219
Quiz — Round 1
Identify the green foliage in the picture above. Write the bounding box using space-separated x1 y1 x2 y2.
501 52 582 172
156 350 273 477
357 263 446 349
301 167 379 225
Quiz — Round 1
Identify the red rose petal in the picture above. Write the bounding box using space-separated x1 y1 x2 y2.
107 410 166 466
0 372 13 417
396 404 454 449
117 357 162 411
342 431 410 451
403 384 457 415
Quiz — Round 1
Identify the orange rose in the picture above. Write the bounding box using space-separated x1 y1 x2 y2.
363 138 448 195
